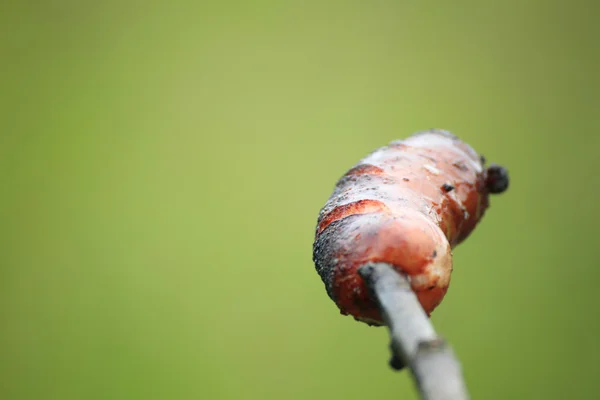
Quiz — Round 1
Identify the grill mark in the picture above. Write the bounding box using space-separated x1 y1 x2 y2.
317 199 390 234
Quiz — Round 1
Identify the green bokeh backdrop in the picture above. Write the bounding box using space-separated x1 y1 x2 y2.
2 1 599 399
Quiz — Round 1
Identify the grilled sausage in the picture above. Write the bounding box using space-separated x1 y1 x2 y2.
312 129 508 325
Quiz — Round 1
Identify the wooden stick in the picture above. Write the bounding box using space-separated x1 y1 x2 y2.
358 262 470 400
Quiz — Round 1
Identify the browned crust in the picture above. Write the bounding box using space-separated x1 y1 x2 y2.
313 130 492 324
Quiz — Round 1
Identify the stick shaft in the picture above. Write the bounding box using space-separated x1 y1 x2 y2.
358 262 470 400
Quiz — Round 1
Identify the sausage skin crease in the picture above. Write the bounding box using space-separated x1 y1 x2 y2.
312 129 508 325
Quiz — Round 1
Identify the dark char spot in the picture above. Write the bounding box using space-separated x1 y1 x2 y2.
441 183 454 193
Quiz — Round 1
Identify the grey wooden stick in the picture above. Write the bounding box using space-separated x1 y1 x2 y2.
358 262 470 400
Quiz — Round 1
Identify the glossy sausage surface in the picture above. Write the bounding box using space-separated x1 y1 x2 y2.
313 129 507 325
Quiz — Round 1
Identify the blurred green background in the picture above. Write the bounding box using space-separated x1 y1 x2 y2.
1 1 599 399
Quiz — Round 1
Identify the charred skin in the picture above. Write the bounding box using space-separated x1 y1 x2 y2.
313 129 508 325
